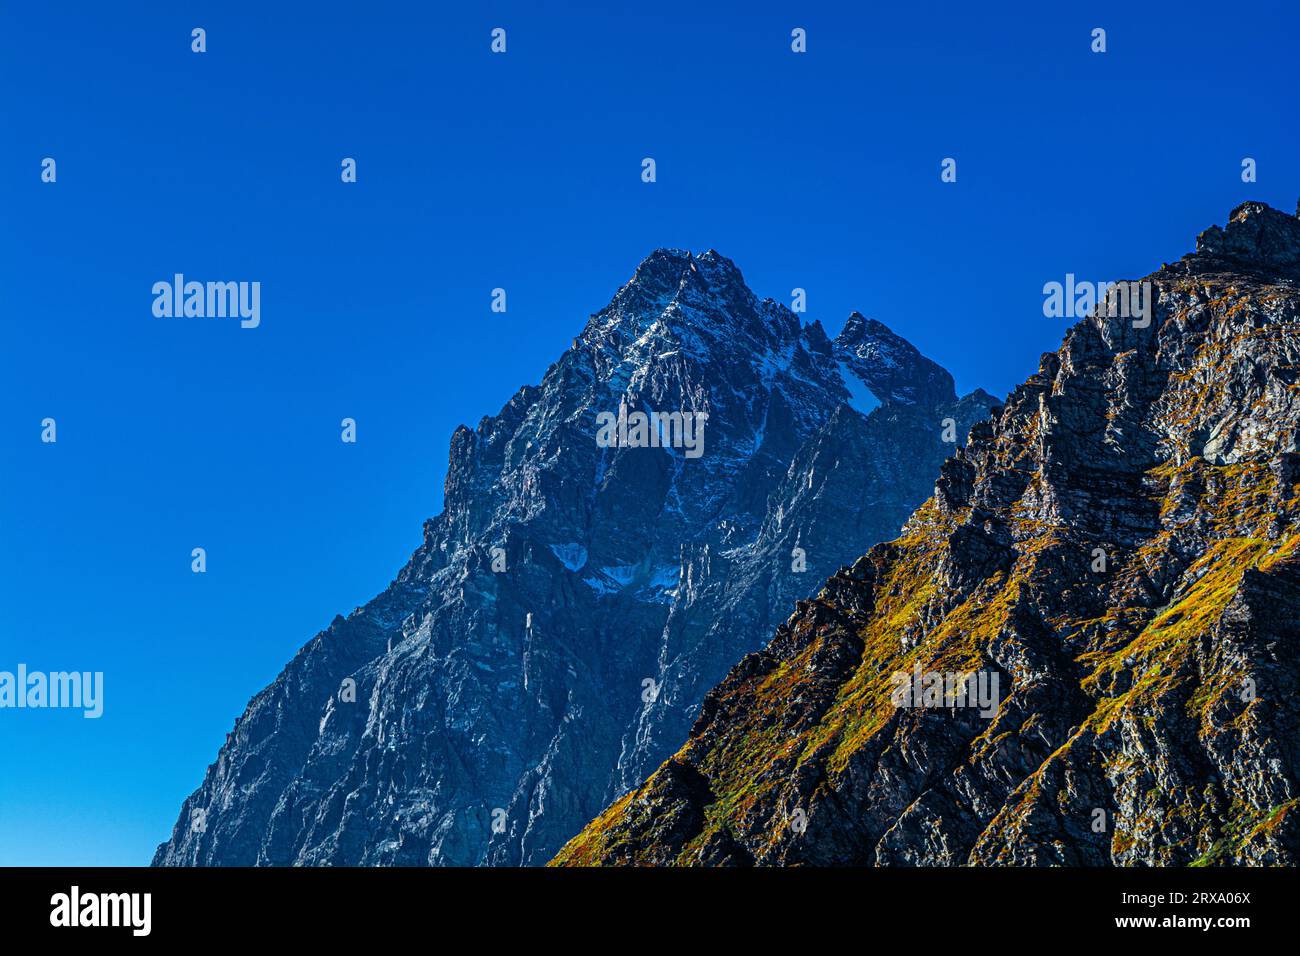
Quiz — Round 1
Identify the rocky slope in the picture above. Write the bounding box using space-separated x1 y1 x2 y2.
153 249 992 866
554 201 1300 867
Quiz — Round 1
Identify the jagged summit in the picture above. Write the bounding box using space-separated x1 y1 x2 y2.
1188 200 1300 275
554 202 1300 867
837 311 957 407
581 247 797 365
153 247 994 868
585 249 982 421
603 247 755 316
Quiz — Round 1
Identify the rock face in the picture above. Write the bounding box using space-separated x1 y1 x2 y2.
553 202 1300 867
153 249 992 866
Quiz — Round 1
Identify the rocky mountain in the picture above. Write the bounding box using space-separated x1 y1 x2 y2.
554 201 1300 867
153 249 993 866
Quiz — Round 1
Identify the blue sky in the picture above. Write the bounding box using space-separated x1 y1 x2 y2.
1 1 1297 865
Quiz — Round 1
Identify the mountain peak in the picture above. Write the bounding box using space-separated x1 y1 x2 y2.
839 311 892 338
623 247 747 295
1191 200 1300 275
153 247 995 869
585 248 794 358
834 312 956 407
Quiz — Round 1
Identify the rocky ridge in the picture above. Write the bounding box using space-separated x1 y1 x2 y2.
554 202 1300 867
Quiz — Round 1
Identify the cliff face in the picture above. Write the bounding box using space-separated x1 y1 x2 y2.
554 202 1300 867
154 249 991 866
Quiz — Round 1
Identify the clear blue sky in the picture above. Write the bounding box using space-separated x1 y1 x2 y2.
1 1 1296 865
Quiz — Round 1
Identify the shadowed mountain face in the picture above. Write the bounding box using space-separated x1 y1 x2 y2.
553 202 1300 867
153 249 992 866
